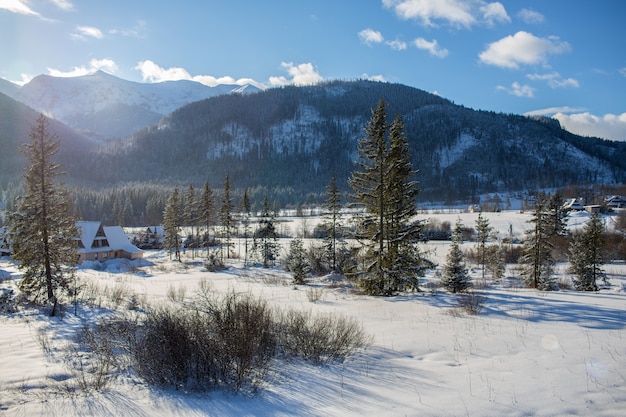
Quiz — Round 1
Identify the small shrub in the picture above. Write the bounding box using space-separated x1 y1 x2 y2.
277 309 371 364
306 287 324 303
456 291 487 315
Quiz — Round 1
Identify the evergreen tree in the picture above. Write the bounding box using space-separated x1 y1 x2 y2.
349 100 425 295
163 187 182 261
253 197 280 268
287 237 308 284
547 192 568 237
9 115 78 315
520 194 555 290
485 244 505 280
240 189 252 267
441 218 470 293
475 212 493 281
568 212 607 291
198 180 216 256
219 174 234 260
384 114 424 291
323 174 342 272
183 184 198 258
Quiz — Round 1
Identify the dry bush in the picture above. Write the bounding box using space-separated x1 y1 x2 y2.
276 308 371 364
456 291 487 315
306 287 324 303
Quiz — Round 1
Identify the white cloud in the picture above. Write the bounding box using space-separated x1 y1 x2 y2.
50 0 73 11
382 0 509 28
497 82 534 97
269 62 323 86
0 0 39 15
413 37 449 58
134 60 268 89
48 58 118 77
109 20 148 38
479 31 570 69
620 67 626 77
517 8 544 24
527 72 579 89
9 73 35 86
553 112 626 141
358 28 384 46
361 73 387 82
386 39 408 51
73 25 104 40
525 106 587 117
480 2 510 26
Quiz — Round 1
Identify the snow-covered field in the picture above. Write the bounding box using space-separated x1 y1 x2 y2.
1 210 625 417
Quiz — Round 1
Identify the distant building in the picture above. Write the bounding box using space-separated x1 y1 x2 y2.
562 198 584 211
76 221 143 263
604 195 626 210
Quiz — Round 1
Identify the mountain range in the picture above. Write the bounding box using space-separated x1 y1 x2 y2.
2 71 259 142
1 73 625 205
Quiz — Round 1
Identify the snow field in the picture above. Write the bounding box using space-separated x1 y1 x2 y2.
0 210 625 416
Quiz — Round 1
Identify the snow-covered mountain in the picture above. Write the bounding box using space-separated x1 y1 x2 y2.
12 71 261 141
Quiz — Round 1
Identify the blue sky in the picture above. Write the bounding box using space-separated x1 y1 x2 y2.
1 0 625 140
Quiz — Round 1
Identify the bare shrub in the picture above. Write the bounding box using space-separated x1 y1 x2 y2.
65 317 137 391
456 291 487 315
167 284 187 303
306 287 324 303
276 309 371 364
133 292 276 391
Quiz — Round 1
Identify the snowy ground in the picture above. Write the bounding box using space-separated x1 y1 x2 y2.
1 210 625 417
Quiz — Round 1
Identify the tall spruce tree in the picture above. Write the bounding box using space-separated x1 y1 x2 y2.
240 189 252 267
324 174 342 272
253 197 280 268
349 100 425 295
198 180 216 257
163 187 182 261
547 192 568 237
475 212 493 281
9 114 78 315
520 194 555 290
183 184 198 258
441 218 470 293
568 212 607 291
219 174 234 260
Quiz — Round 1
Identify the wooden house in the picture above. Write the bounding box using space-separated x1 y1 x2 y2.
76 221 143 263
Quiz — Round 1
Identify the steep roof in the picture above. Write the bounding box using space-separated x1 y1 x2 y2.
103 226 143 255
76 221 103 250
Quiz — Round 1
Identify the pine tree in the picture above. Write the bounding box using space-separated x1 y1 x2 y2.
475 212 493 281
9 114 78 315
520 194 555 290
183 184 198 258
198 180 216 257
253 197 280 268
323 174 342 272
287 237 308 284
547 192 568 237
240 189 252 267
219 174 234 260
568 212 607 291
163 187 182 261
441 218 470 293
349 100 425 295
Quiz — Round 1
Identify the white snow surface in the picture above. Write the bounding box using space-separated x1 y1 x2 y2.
1 210 625 417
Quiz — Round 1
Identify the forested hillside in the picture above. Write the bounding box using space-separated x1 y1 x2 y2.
89 80 626 202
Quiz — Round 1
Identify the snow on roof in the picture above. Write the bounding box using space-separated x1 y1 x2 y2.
76 221 102 250
103 226 143 254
